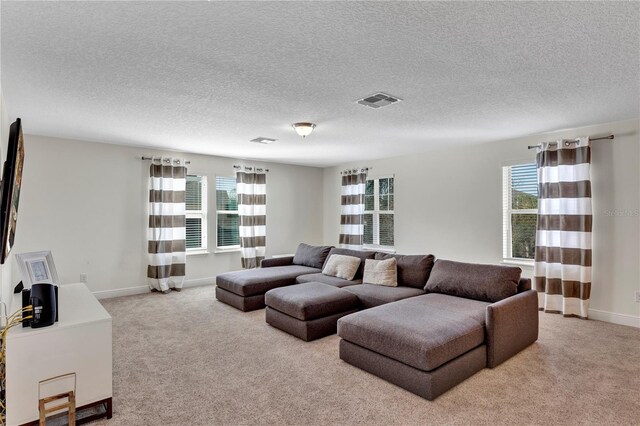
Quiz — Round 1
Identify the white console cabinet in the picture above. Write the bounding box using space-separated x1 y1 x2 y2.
6 283 112 426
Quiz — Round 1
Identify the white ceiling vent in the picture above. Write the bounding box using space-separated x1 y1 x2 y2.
250 137 277 144
356 92 402 109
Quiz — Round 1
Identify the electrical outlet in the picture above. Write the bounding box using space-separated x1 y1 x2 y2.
635 291 640 303
80 273 88 283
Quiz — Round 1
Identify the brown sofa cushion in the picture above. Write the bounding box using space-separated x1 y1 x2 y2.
323 248 376 279
424 260 521 303
337 293 489 371
296 273 362 288
344 284 424 309
374 253 436 289
216 265 321 297
292 243 333 269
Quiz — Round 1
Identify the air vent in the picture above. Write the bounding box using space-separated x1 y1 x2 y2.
356 92 402 109
250 137 277 144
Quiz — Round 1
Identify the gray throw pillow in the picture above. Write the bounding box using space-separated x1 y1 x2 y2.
424 260 521 303
322 255 361 281
363 258 398 287
374 253 435 288
292 243 333 269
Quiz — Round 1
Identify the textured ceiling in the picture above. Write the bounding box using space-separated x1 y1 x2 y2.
1 1 638 167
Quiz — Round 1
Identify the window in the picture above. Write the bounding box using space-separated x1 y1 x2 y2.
215 176 240 249
502 163 538 261
364 176 394 249
186 175 208 252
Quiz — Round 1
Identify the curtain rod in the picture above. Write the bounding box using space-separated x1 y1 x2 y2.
527 135 614 150
341 167 371 175
141 156 191 165
233 165 269 173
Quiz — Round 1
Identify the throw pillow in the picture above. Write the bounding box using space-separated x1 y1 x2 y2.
323 248 376 279
292 243 333 269
374 253 435 289
363 258 398 287
424 259 521 303
322 255 362 281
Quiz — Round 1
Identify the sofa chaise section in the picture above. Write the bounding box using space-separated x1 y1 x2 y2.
215 265 322 311
215 243 333 311
338 293 489 400
338 260 539 400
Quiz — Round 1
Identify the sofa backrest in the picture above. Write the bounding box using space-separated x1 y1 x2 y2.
424 259 521 303
518 277 531 293
374 253 436 289
292 243 334 269
323 248 376 280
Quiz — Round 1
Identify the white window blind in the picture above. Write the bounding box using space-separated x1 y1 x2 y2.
364 176 394 249
186 175 208 251
215 176 240 248
502 163 538 261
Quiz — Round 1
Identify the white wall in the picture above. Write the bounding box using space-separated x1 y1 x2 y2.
11 135 324 298
323 119 640 326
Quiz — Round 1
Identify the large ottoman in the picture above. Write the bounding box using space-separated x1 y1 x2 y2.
265 282 360 341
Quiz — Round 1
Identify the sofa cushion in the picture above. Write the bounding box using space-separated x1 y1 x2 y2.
363 258 398 287
216 265 321 297
322 254 361 281
323 248 376 279
425 260 521 303
296 273 362 288
337 293 489 371
344 284 424 309
292 243 333 269
374 253 436 289
265 282 359 321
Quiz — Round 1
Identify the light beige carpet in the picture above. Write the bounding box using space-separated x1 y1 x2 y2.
95 285 640 425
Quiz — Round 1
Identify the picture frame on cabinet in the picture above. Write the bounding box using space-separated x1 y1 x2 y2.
16 250 59 287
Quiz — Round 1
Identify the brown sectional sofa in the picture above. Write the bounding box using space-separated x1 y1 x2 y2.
215 243 539 400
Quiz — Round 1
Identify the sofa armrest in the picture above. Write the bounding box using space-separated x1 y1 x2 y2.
486 289 538 368
261 256 294 268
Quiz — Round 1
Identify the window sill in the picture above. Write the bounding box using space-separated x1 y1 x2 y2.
186 249 210 256
363 246 396 254
502 259 535 268
214 248 242 254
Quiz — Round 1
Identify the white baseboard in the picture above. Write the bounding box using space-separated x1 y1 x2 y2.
92 277 216 300
589 308 640 328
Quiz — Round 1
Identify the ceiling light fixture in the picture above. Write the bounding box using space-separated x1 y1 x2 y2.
292 122 316 138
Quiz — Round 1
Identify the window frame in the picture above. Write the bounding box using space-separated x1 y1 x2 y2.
502 163 537 266
215 175 241 252
363 175 395 252
185 174 208 254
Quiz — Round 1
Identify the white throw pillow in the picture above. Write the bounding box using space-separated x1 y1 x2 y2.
322 254 361 281
363 258 398 287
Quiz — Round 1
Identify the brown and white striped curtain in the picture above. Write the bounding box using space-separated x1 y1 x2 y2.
147 158 187 293
339 169 367 250
534 137 592 319
237 169 266 269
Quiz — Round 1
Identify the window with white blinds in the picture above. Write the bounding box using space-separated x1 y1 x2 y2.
502 163 538 261
186 175 208 251
215 176 240 249
364 176 394 250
